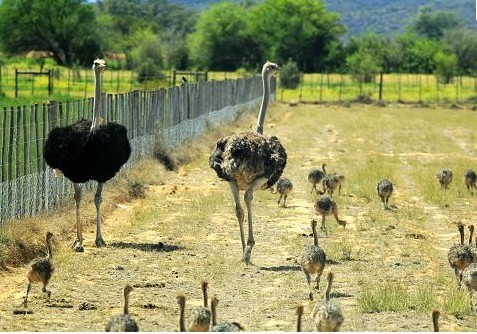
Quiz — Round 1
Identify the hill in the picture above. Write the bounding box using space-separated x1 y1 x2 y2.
169 0 477 37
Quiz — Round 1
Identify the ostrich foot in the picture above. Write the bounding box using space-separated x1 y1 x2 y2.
73 240 84 252
337 220 347 228
243 246 252 265
95 237 106 247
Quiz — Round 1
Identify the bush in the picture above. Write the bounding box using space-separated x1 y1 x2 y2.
279 60 301 89
136 59 163 83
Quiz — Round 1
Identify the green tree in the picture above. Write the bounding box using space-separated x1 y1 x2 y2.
188 2 261 70
410 6 461 40
443 28 477 75
433 51 457 84
396 32 442 73
0 0 99 66
248 0 345 72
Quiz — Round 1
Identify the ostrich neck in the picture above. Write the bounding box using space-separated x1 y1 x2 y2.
325 277 332 301
255 74 270 134
179 302 186 332
46 237 53 260
211 301 217 326
90 71 103 131
123 291 130 315
312 224 318 247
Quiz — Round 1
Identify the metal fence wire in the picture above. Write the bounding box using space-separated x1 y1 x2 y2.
0 76 276 222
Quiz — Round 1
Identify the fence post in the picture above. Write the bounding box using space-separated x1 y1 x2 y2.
378 72 383 101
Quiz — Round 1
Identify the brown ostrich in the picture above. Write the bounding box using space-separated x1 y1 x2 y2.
314 195 346 234
209 62 286 265
23 232 54 307
105 284 139 332
308 164 327 194
377 179 394 210
188 280 212 332
447 222 473 286
300 219 326 301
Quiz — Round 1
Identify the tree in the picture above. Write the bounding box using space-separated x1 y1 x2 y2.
433 51 457 84
188 2 262 70
410 6 461 40
248 0 345 72
0 0 99 66
396 32 442 73
443 28 477 75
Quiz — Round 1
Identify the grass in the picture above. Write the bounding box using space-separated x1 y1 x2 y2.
2 101 477 330
358 281 439 313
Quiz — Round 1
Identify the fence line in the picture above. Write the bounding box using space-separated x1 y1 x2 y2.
0 76 275 222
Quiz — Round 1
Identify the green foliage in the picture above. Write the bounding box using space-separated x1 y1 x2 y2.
130 33 164 82
279 60 301 89
396 32 442 73
0 0 99 66
248 0 346 72
433 51 457 84
358 281 437 313
443 28 477 75
346 52 380 83
188 2 261 71
410 6 462 40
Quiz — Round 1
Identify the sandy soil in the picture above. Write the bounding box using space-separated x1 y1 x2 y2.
0 103 476 332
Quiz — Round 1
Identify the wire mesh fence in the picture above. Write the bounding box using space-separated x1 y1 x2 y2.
0 75 274 222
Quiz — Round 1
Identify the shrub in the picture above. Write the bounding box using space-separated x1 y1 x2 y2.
279 60 301 89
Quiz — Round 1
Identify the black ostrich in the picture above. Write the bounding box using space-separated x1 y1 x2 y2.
209 62 286 265
43 59 131 252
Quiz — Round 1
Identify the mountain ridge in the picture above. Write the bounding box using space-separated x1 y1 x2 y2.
169 0 476 37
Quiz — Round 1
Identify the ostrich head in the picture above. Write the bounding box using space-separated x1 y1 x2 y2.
93 58 106 71
262 61 281 78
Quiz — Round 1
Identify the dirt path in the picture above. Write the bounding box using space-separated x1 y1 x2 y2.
0 103 476 332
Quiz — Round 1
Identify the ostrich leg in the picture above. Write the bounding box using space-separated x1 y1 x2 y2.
73 183 84 252
243 178 268 265
332 205 347 228
94 182 106 247
229 182 246 252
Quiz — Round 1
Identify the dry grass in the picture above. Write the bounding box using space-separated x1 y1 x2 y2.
1 101 477 331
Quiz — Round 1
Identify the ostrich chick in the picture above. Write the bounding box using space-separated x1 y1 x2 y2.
322 173 345 198
314 195 346 234
210 296 243 332
300 219 326 301
308 164 327 194
461 262 477 310
188 280 212 332
436 168 453 190
23 231 54 307
105 284 139 332
277 177 293 207
464 169 477 195
447 222 473 286
311 271 344 332
377 179 394 210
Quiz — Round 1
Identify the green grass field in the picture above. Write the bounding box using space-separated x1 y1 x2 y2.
1 58 477 109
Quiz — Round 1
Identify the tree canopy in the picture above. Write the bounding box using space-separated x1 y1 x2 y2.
0 0 99 66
